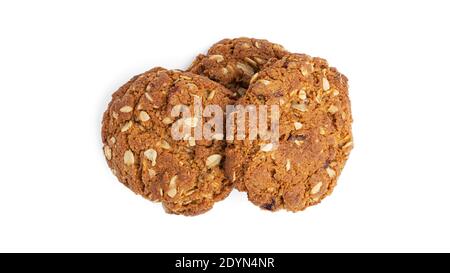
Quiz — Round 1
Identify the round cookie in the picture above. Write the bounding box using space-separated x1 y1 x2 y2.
188 37 288 95
101 68 235 216
224 53 353 212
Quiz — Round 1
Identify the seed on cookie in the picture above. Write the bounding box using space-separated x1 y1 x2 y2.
326 167 336 178
162 117 173 124
207 90 216 100
294 122 303 130
144 148 157 166
315 94 322 104
236 62 255 76
258 58 269 66
291 103 308 112
179 75 192 80
112 111 119 119
120 106 133 113
328 105 339 114
123 150 135 166
332 90 340 96
250 73 259 84
244 57 257 67
103 145 112 160
319 127 326 135
343 141 353 149
322 77 330 91
109 136 116 145
208 54 224 63
167 176 178 198
121 121 133 132
311 182 323 194
139 111 150 122
300 63 314 76
206 154 222 169
257 79 271 86
144 92 153 102
286 159 291 171
159 140 171 150
188 136 196 147
298 89 307 100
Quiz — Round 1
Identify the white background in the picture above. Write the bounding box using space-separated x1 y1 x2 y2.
1 0 449 253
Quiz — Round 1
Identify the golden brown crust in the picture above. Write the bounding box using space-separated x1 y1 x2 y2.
101 68 235 216
224 53 353 212
188 37 288 95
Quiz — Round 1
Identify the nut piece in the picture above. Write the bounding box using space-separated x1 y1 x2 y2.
294 122 303 130
121 121 133 132
104 145 112 160
167 176 178 198
260 143 274 152
291 103 308 112
326 167 336 178
328 105 339 114
322 77 330 91
123 150 135 166
209 54 224 63
139 111 150 122
206 154 222 169
311 182 323 194
144 148 157 166
120 106 133 113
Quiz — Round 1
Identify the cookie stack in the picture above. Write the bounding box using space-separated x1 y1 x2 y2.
101 38 353 216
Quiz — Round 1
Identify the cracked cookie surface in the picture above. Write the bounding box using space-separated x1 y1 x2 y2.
224 54 353 212
101 68 235 216
188 37 288 95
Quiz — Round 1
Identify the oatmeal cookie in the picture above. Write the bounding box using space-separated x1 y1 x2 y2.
188 37 288 95
224 54 353 212
101 68 235 216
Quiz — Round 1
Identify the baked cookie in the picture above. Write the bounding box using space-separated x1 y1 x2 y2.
101 68 235 216
224 53 353 212
188 37 288 95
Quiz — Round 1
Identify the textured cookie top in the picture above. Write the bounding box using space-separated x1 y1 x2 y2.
101 68 235 216
224 53 353 212
188 37 288 95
